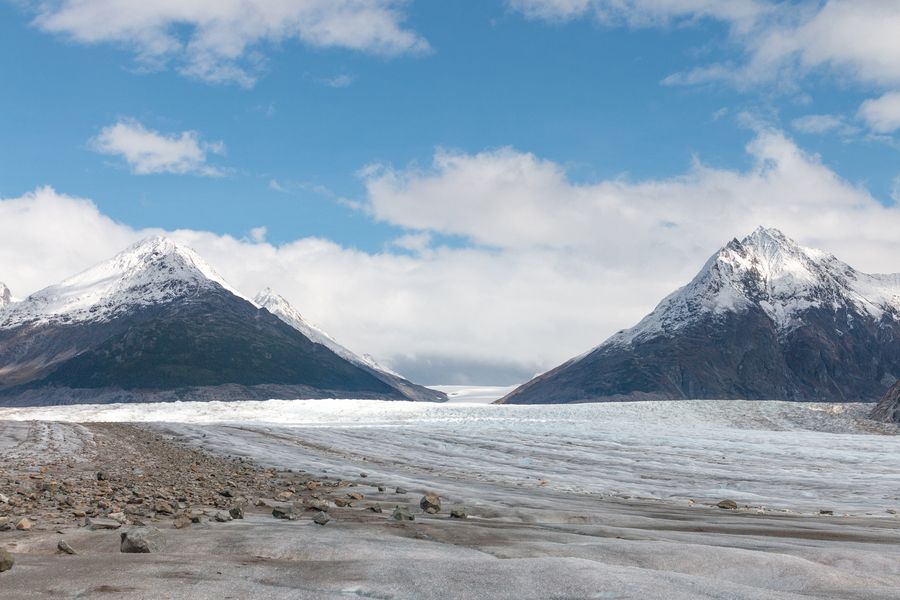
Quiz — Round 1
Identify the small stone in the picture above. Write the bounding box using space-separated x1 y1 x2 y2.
229 506 244 520
0 549 13 572
420 494 441 514
348 492 364 501
220 489 234 498
120 527 164 553
173 516 192 529
57 540 76 555
302 498 329 512
368 503 383 513
86 517 123 530
395 487 408 494
392 506 414 521
272 506 295 520
450 506 468 519
359 473 368 478
334 498 352 508
15 517 33 531
819 509 834 515
717 499 738 510
377 486 386 493
0 493 9 504
96 472 107 481
313 512 331 526
213 510 232 523
154 501 175 515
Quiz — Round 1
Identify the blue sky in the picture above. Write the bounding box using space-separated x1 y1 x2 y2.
3 1 900 383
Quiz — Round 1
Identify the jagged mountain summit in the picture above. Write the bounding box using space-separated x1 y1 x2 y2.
0 237 444 406
500 227 900 405
254 288 445 402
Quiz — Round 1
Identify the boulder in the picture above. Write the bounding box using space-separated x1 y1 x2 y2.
420 494 441 514
717 499 738 510
313 512 331 526
272 506 295 520
15 517 33 531
120 527 164 553
229 506 244 520
395 487 408 494
213 510 233 523
450 506 468 519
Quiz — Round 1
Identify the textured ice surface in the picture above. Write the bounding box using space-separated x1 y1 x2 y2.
3 398 897 515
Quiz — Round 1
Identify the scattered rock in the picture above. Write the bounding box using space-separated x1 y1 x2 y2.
0 493 9 504
395 487 408 494
377 486 386 493
15 517 33 531
302 498 329 512
819 509 834 515
334 498 352 508
120 527 164 553
717 499 738 510
420 494 441 514
219 489 234 498
213 510 233 522
272 506 295 520
57 540 76 555
153 501 175 515
229 506 244 520
96 471 107 481
368 503 383 513
86 517 123 530
392 506 414 521
313 512 331 526
360 472 368 478
348 492 365 501
173 516 192 529
0 549 13 572
450 506 468 519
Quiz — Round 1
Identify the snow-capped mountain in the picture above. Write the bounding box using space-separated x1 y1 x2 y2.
0 237 443 406
255 288 445 402
0 236 251 329
500 227 900 405
0 283 11 310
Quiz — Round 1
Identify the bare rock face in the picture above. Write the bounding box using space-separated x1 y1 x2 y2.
871 379 900 422
501 228 900 405
120 527 164 553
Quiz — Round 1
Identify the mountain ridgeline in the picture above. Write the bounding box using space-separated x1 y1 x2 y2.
0 237 446 406
500 227 900 406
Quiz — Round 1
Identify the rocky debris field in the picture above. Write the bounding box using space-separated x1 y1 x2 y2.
0 421 453 544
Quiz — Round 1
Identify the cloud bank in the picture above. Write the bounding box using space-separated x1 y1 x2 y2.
4 127 900 384
30 0 429 86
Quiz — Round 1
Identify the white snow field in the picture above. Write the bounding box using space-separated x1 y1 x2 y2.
2 396 900 599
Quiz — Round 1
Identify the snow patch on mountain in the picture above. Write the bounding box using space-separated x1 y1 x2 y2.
0 236 253 328
254 288 396 375
602 227 900 350
0 283 12 310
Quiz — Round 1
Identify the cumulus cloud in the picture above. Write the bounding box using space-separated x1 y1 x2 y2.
510 1 900 89
90 119 225 176
5 129 900 384
858 92 900 133
29 0 429 86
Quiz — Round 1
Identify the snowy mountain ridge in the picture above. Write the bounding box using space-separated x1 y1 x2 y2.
604 226 900 350
0 236 254 329
254 288 396 376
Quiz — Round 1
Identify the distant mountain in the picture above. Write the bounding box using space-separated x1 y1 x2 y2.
0 237 443 406
254 288 445 402
499 227 900 405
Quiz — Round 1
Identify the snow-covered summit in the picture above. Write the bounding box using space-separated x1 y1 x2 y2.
1 236 249 328
606 226 900 348
254 287 391 374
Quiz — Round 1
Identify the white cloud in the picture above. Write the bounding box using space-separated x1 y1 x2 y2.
323 74 355 88
249 226 268 243
858 92 900 133
29 0 429 87
6 129 900 384
791 114 859 137
510 1 900 89
90 119 225 176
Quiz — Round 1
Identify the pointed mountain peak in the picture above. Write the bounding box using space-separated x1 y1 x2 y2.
2 237 251 327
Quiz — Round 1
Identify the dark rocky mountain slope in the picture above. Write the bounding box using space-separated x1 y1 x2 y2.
500 227 900 405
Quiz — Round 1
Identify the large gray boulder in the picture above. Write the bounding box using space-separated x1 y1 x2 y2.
120 527 164 553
